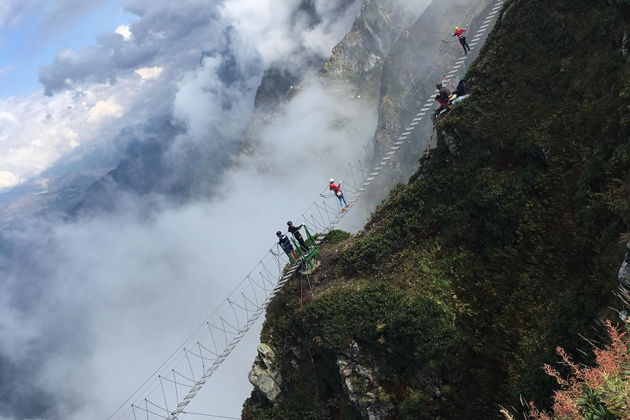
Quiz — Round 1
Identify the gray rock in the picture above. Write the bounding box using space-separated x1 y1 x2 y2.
441 131 459 154
323 0 417 90
337 340 393 420
248 343 282 402
258 343 276 368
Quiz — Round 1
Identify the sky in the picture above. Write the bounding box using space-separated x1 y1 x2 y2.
0 0 131 97
0 0 388 418
0 0 140 190
0 0 373 192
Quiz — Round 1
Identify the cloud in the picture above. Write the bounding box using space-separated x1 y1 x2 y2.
0 0 106 32
221 0 364 69
38 0 366 96
0 171 22 189
172 33 260 144
115 24 132 40
0 76 377 419
39 44 155 95
37 0 106 36
0 111 20 133
134 66 162 80
88 99 124 121
39 0 225 96
0 0 43 27
0 76 156 190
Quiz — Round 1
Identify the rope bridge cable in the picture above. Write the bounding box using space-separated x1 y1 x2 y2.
371 0 489 140
325 1 480 163
111 2 504 418
182 413 239 419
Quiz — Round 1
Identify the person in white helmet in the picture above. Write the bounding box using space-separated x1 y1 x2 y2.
329 178 349 208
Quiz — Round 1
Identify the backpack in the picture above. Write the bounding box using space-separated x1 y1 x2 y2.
456 79 468 95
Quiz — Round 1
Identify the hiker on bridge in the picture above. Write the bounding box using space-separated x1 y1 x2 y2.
277 231 298 260
329 178 349 210
434 83 451 114
448 79 469 102
453 26 471 54
287 221 310 252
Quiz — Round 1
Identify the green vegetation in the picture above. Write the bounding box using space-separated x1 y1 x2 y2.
323 229 352 244
302 285 458 370
244 0 630 417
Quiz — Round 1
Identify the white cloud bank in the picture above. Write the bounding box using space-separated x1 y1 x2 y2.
0 171 22 189
135 66 162 80
88 99 124 122
222 0 363 68
0 77 155 187
0 78 377 419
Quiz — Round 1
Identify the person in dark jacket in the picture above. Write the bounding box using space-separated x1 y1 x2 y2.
277 231 298 260
437 83 451 99
448 79 469 102
287 221 310 252
454 79 468 96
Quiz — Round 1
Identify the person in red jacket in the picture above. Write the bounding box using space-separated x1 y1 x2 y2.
434 83 451 114
434 94 450 113
329 178 349 209
453 26 471 54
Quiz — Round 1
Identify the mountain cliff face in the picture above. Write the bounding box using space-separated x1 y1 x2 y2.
253 0 424 116
372 0 489 162
242 0 630 418
321 0 419 92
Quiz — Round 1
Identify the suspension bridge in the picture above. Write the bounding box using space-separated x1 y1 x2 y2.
109 0 505 418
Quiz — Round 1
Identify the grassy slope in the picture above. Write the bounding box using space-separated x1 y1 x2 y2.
243 0 630 418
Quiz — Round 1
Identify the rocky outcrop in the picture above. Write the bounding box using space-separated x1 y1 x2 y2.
440 130 459 155
322 0 419 92
248 343 282 403
336 341 393 420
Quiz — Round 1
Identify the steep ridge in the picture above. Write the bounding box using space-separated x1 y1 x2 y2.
373 0 489 163
242 0 630 418
363 0 493 202
321 0 419 92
